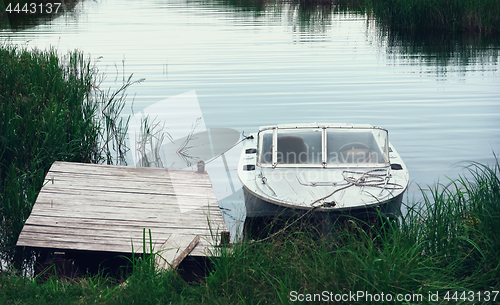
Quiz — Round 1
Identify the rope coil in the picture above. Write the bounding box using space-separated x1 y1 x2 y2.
311 169 404 208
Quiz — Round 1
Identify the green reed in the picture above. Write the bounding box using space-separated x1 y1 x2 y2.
0 44 141 269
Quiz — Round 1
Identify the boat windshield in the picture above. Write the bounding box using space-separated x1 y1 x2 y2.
277 129 322 164
326 128 389 165
257 126 389 167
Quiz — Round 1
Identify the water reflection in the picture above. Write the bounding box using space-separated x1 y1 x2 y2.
199 0 269 13
184 0 500 61
189 0 368 33
382 30 500 69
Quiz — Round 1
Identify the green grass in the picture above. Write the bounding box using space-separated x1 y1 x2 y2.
0 44 141 269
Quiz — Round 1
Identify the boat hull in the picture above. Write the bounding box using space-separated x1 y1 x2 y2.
243 185 404 220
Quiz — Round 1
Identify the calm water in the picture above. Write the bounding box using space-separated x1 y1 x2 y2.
2 0 500 237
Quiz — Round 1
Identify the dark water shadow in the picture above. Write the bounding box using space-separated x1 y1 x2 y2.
379 29 500 68
186 0 368 33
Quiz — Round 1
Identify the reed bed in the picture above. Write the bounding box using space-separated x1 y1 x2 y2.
0 44 140 270
370 0 500 34
1 158 498 304
274 0 500 34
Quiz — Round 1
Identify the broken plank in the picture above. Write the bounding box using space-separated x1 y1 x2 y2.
155 234 200 270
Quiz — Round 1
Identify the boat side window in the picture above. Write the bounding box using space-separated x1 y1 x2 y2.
326 129 388 164
258 130 274 164
277 129 322 164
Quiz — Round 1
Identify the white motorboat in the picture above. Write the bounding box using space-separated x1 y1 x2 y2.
238 123 409 220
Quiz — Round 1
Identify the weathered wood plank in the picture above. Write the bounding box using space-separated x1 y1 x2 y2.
25 216 225 231
28 200 223 217
43 170 214 187
47 162 214 185
26 212 225 226
27 202 225 223
40 180 214 197
20 217 226 234
18 226 216 244
40 179 215 199
17 230 214 255
16 161 227 258
45 168 214 183
32 193 222 212
155 234 200 270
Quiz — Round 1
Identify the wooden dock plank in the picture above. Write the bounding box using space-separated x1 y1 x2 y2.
155 234 200 270
17 161 227 258
46 162 214 185
22 214 225 230
40 178 213 196
18 232 213 256
17 230 218 257
33 191 222 210
18 229 214 246
29 197 223 216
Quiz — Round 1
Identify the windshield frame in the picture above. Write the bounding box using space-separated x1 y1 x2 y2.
256 125 390 168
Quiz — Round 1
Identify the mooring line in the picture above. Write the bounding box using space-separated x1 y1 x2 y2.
205 134 253 165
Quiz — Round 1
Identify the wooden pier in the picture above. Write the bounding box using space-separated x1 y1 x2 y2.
16 161 227 268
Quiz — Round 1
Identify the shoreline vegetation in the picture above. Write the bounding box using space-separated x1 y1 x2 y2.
366 0 500 34
211 0 500 34
0 44 142 268
1 0 499 34
305 0 500 35
1 45 500 304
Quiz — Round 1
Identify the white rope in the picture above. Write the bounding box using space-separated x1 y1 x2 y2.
311 169 404 208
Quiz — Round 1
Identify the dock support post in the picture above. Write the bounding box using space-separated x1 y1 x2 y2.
197 160 205 173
